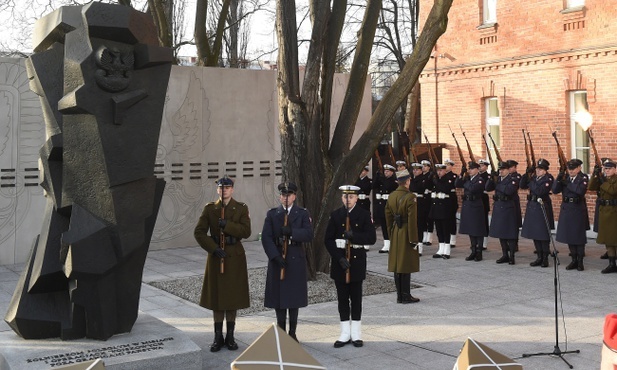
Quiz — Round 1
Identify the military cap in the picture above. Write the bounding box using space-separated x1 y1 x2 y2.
566 158 583 170
478 159 490 166
383 164 396 171
396 169 411 181
603 159 616 168
444 158 455 166
507 159 518 167
216 175 234 187
411 162 423 169
421 160 432 166
467 161 480 169
395 160 407 167
435 164 447 170
497 161 509 170
536 158 550 170
339 185 360 194
278 181 298 194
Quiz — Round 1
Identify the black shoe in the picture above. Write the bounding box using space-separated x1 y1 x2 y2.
334 339 350 348
481 246 487 251
541 257 549 268
601 252 609 260
400 295 420 304
601 265 617 274
530 257 542 267
450 244 456 248
432 253 442 258
225 336 238 350
465 252 477 261
474 253 483 262
565 260 578 270
442 254 450 259
352 340 364 347
423 242 432 246
496 256 509 264
210 334 225 352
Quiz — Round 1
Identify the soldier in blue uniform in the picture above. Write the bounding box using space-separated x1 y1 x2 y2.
430 164 456 259
261 182 314 341
552 158 589 271
507 160 523 252
456 161 488 261
444 159 460 248
355 166 372 213
486 161 521 264
478 159 491 249
374 164 398 253
325 185 376 348
410 162 430 256
520 159 554 267
420 160 435 246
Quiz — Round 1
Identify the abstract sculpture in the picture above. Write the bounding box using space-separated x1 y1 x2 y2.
4 2 172 340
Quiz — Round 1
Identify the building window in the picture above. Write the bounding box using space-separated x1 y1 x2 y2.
566 0 585 9
485 97 500 160
483 0 497 24
570 90 590 173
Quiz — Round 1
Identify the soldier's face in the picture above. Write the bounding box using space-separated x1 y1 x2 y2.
217 185 234 201
341 194 358 208
397 165 406 171
422 165 430 173
437 168 446 177
468 167 479 176
360 169 369 177
413 168 422 176
499 168 509 177
508 166 517 173
536 168 547 177
384 169 394 178
479 164 488 172
604 167 616 177
280 193 296 207
567 166 581 177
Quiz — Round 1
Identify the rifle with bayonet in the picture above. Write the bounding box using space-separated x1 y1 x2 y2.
588 129 602 168
523 129 532 170
482 134 497 174
448 124 467 174
550 129 568 173
526 129 536 167
422 130 439 166
459 123 476 163
374 149 384 171
487 132 503 164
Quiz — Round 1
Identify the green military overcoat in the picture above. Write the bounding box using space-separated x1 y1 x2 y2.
589 174 617 245
385 186 420 273
194 198 251 310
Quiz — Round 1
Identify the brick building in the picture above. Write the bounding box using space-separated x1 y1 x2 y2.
418 0 617 227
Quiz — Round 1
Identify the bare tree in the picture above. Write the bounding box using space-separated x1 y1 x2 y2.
275 0 454 278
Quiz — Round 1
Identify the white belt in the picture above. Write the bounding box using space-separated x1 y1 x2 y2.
358 194 367 200
382 194 389 200
413 193 423 198
335 239 370 250
424 189 431 194
450 189 456 192
376 194 382 200
432 192 449 199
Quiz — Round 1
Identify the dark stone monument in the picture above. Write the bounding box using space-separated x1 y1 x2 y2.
4 2 173 340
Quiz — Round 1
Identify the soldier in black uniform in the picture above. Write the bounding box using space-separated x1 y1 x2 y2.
261 182 314 341
355 166 372 213
478 159 491 249
374 164 398 253
444 159 459 248
486 161 521 264
456 161 488 261
410 162 430 256
421 160 435 246
396 160 408 172
552 158 589 271
325 185 376 348
430 164 456 259
507 160 523 252
520 159 554 267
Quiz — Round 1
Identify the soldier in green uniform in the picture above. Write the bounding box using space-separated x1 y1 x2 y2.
385 169 420 303
194 176 252 352
589 159 617 273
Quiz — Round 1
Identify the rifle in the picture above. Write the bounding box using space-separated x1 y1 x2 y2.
523 129 532 169
374 149 384 170
409 144 419 163
459 123 476 163
280 204 289 280
526 130 536 167
487 132 503 163
448 124 467 173
402 145 411 168
345 195 351 284
422 130 439 166
219 202 225 274
588 129 602 168
387 144 397 166
551 130 568 173
482 134 497 173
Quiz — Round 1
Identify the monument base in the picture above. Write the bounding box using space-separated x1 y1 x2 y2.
0 313 202 370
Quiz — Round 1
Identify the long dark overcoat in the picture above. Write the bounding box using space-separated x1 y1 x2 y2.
520 173 555 241
510 171 523 227
385 186 420 273
325 205 376 282
589 174 617 244
444 171 459 234
479 171 490 232
261 204 313 309
194 198 252 310
456 173 488 237
486 174 521 239
373 174 398 220
552 172 589 245
429 175 456 221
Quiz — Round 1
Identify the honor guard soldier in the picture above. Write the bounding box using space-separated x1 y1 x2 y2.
261 182 314 341
485 161 521 264
325 185 377 348
520 159 555 267
455 161 488 261
552 158 589 271
443 159 459 248
385 169 421 303
594 158 611 260
355 165 372 213
410 162 430 256
374 164 398 253
194 176 252 352
589 159 617 273
396 160 408 172
420 160 435 246
478 159 491 249
429 163 456 259
507 160 523 251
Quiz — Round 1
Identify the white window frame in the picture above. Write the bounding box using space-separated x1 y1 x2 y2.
483 0 497 24
569 90 590 173
566 0 585 9
485 97 500 163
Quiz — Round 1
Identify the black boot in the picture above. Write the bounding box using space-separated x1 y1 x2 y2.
577 255 584 271
496 243 509 264
210 322 225 352
601 252 609 259
394 273 402 303
400 274 419 303
465 246 476 261
541 252 549 268
565 255 578 270
474 249 483 262
508 244 516 265
225 321 238 350
530 250 543 267
601 257 617 274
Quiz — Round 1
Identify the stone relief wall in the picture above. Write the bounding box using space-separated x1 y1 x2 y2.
0 60 371 264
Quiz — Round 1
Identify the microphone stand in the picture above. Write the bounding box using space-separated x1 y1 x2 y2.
522 197 579 368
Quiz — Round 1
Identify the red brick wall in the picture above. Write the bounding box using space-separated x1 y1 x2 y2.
418 0 617 225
